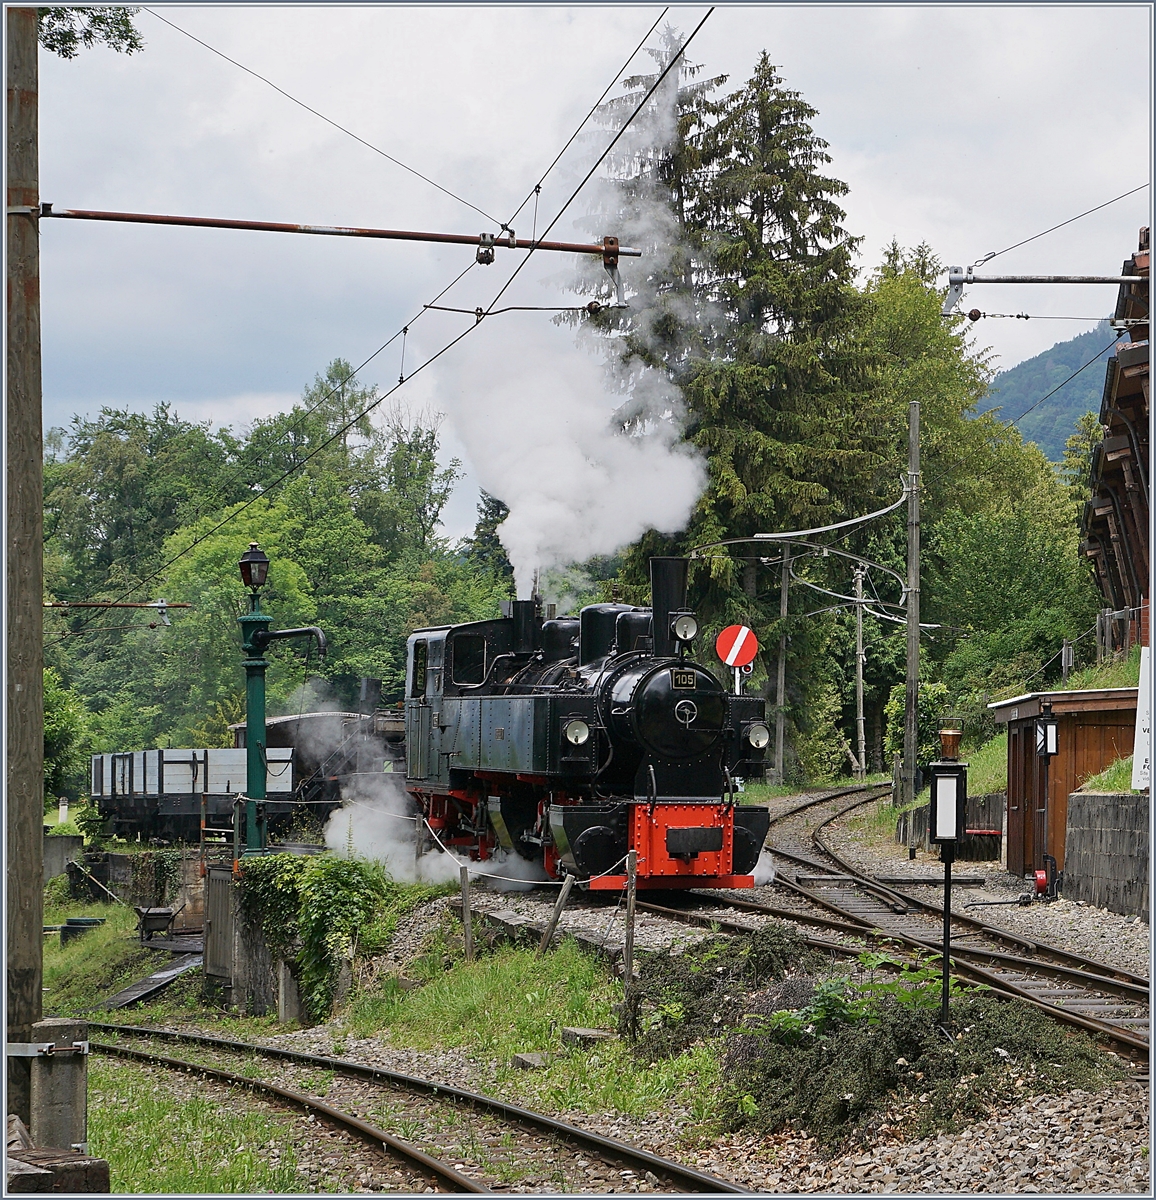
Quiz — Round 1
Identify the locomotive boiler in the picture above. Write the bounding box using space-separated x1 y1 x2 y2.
405 558 771 889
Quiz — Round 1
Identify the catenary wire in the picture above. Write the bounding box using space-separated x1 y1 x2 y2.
965 312 1142 322
500 7 669 231
142 7 500 224
1009 336 1118 424
970 183 1149 267
56 10 715 629
480 7 714 319
45 259 480 647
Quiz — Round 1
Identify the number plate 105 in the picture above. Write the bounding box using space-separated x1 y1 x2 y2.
671 668 697 690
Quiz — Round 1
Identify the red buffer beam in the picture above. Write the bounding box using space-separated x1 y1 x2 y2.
38 205 640 260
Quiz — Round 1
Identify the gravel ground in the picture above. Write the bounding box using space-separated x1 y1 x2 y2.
377 885 713 973
823 800 1151 978
701 1084 1151 1194
249 1026 1151 1195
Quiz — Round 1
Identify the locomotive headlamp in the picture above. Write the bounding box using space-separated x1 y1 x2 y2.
671 613 698 642
746 722 771 750
563 719 590 746
239 542 270 591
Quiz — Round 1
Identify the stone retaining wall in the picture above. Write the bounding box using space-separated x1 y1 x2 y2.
1063 791 1149 920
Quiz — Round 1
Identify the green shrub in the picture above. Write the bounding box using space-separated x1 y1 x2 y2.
883 681 948 765
721 963 1118 1148
238 854 449 1022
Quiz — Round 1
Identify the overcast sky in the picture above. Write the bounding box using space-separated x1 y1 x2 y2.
37 2 1153 540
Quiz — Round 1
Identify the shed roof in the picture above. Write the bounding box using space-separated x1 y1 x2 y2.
988 687 1138 723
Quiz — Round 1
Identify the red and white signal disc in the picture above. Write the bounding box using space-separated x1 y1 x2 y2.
715 624 759 668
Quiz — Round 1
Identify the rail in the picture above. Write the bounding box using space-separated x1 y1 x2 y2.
88 1023 747 1194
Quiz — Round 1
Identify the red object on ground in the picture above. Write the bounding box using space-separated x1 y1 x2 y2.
715 624 759 667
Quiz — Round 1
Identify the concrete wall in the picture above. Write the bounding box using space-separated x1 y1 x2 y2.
1063 791 1149 920
68 850 227 931
42 835 83 882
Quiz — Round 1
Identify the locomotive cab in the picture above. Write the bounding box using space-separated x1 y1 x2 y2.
402 558 770 890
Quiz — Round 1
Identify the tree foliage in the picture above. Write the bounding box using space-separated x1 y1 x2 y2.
37 6 143 58
45 362 502 760
43 668 92 799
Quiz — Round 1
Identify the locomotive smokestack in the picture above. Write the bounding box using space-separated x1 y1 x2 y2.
650 557 689 658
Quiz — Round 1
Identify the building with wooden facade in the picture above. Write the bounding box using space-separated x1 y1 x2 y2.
1081 227 1149 648
988 687 1138 877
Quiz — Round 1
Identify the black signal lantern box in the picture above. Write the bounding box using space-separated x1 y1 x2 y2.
928 760 968 843
1035 706 1059 758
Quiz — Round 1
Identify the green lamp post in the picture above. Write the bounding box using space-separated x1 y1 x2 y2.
237 542 327 854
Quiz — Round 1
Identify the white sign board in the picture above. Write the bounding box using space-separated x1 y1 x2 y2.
1131 645 1150 791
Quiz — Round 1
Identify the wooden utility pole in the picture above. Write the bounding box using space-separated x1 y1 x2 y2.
773 552 789 785
904 401 921 858
6 4 44 1124
854 565 867 781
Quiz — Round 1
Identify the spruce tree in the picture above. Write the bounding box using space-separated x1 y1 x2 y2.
464 491 515 587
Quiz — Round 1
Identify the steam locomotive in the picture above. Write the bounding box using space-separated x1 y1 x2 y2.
405 558 771 889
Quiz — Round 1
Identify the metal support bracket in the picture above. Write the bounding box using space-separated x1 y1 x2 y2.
5 1041 90 1057
941 267 965 315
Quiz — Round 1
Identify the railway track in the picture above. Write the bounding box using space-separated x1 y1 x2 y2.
88 1022 746 1194
641 785 1149 1063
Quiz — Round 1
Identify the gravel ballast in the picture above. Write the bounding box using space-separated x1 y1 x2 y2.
821 799 1151 978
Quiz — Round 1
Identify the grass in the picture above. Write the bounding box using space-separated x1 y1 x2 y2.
346 936 615 1053
1080 754 1141 794
88 1056 306 1193
42 896 156 1016
1066 644 1142 691
342 935 722 1123
962 730 1007 795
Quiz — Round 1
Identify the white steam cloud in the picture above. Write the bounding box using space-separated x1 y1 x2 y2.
752 847 777 887
446 334 704 597
324 773 547 892
434 29 708 597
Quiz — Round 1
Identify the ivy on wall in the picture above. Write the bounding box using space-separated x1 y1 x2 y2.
238 853 420 1022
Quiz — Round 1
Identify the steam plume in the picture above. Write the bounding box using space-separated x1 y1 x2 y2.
434 28 707 597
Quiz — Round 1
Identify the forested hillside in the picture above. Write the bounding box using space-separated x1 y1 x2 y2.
42 41 1103 797
978 321 1115 461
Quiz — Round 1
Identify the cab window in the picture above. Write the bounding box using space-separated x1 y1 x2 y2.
410 640 428 697
452 634 487 685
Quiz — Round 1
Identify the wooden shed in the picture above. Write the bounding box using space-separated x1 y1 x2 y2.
988 687 1138 877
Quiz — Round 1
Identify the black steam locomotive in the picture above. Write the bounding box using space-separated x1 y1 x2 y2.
405 558 771 889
